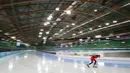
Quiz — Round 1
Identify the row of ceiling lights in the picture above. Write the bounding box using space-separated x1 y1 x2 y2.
38 29 48 38
54 1 126 39
44 1 78 38
46 11 118 40
52 6 105 38
53 21 111 39
43 6 73 26
38 3 74 41
71 20 117 37
56 20 117 39
56 23 75 33
1 36 21 42
0 30 21 42
55 23 76 35
38 1 118 40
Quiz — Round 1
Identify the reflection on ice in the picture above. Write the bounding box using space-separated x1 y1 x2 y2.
54 64 57 67
42 60 46 65
8 62 13 71
92 68 97 73
98 62 104 66
38 71 42 73
37 63 42 71
61 59 64 62
24 55 28 59
45 66 49 72
60 69 63 73
49 60 53 64
74 62 78 69
58 57 61 62
15 56 20 61
1 51 130 73
81 66 85 71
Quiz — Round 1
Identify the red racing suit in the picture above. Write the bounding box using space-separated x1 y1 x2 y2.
90 55 99 62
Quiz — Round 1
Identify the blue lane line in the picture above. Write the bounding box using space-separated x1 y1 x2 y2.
0 50 24 58
36 51 130 68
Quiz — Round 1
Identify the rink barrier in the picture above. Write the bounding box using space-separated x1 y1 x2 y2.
36 51 130 68
56 50 130 58
55 48 130 51
0 50 24 58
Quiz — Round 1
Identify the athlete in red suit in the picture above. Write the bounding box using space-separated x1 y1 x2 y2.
87 55 100 68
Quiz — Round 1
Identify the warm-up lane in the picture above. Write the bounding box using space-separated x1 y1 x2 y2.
0 51 130 73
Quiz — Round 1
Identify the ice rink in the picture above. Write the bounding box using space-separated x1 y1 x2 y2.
0 51 130 73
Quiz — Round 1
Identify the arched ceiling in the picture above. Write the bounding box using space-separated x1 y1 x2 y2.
0 0 130 45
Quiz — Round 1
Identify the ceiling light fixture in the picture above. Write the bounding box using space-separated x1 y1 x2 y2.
0 30 2 32
91 40 94 42
54 33 59 35
105 23 110 25
56 18 61 21
46 22 50 24
98 25 102 28
46 31 49 34
60 29 63 32
87 37 91 39
4 33 9 35
79 39 83 41
43 37 47 40
95 35 102 38
11 36 16 39
38 35 42 37
17 40 21 42
106 37 109 40
113 20 117 23
89 28 93 30
53 23 57 25
72 23 75 26
55 7 60 11
44 23 48 26
79 31 83 33
47 14 53 20
66 25 69 27
39 32 43 35
72 33 76 36
40 29 44 31
65 10 71 15
43 40 46 44
94 9 97 12
116 36 120 38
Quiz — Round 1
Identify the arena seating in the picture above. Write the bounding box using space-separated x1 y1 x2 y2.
73 39 130 48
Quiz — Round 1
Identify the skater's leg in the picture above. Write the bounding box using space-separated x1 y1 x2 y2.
88 61 93 65
93 60 97 67
93 60 97 66
87 61 93 68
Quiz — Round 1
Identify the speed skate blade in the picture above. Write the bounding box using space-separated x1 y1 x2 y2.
87 65 90 68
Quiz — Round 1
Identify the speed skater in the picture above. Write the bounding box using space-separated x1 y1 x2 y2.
87 55 100 68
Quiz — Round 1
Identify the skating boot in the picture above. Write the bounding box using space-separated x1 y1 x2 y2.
93 65 97 68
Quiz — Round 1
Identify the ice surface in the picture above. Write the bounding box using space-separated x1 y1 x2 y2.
0 51 130 73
